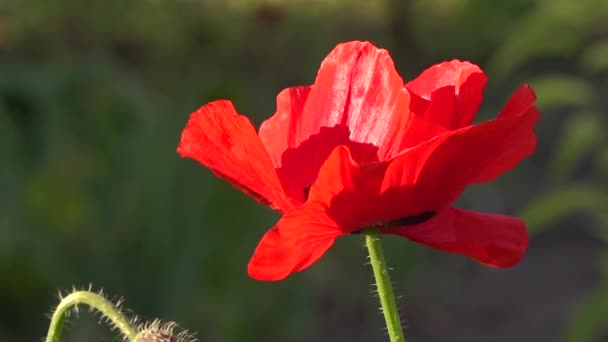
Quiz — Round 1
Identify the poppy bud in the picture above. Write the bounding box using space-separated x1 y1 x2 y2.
135 320 196 342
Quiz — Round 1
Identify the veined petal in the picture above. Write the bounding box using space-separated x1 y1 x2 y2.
258 41 412 202
384 208 528 267
247 204 343 281
177 100 295 212
406 60 488 129
301 41 410 160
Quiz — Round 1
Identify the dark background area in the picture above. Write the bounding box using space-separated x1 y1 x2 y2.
1 0 608 341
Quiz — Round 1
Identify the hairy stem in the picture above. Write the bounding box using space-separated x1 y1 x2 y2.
45 290 138 342
364 229 406 342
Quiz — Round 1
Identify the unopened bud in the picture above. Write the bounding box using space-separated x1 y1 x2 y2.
135 320 196 342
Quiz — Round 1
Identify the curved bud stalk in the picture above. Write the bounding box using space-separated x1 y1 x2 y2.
45 288 197 342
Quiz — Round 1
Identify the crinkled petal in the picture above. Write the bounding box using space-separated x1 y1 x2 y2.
406 60 488 129
384 208 528 267
248 204 343 281
177 100 295 212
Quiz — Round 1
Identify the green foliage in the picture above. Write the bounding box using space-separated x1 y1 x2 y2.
520 184 608 238
489 0 608 79
531 75 596 110
499 1 608 338
564 259 608 342
580 40 608 75
548 113 604 181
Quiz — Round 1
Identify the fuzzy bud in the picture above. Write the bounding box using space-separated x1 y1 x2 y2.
135 320 196 342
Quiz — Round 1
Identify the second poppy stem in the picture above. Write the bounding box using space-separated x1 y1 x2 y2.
45 290 138 342
364 229 405 342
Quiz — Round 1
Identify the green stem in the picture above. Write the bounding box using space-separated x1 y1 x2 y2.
45 290 138 342
364 229 406 342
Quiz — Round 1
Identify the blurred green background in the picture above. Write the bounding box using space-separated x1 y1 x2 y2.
1 0 608 341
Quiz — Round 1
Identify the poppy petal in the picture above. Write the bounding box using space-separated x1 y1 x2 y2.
473 84 539 183
303 145 387 231
177 100 295 212
258 86 311 168
385 208 528 267
258 86 313 202
258 41 411 202
306 105 538 230
405 102 539 210
406 60 488 129
301 41 410 160
394 101 449 151
247 204 343 281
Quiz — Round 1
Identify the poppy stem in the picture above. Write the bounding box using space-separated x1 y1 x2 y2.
364 229 406 342
45 290 138 342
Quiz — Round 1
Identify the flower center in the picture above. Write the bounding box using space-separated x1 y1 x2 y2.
381 210 436 228
351 211 436 234
302 184 436 232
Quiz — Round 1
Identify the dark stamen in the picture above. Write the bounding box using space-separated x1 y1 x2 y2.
383 210 436 228
303 185 311 201
350 210 436 234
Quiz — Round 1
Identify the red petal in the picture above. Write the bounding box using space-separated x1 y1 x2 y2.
290 41 411 160
247 204 343 281
394 97 449 151
303 146 387 230
177 100 295 212
258 41 411 202
259 86 311 168
406 60 488 129
385 208 528 267
258 86 312 202
498 83 537 119
305 105 538 230
402 104 539 210
473 84 539 183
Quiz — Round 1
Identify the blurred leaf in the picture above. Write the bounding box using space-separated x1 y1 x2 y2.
580 40 608 75
563 255 608 342
0 107 18 173
24 150 98 235
548 113 604 181
410 0 533 61
595 146 608 178
529 74 595 110
520 184 608 236
489 0 608 78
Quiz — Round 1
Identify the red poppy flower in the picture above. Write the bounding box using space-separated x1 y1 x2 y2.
178 41 539 281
